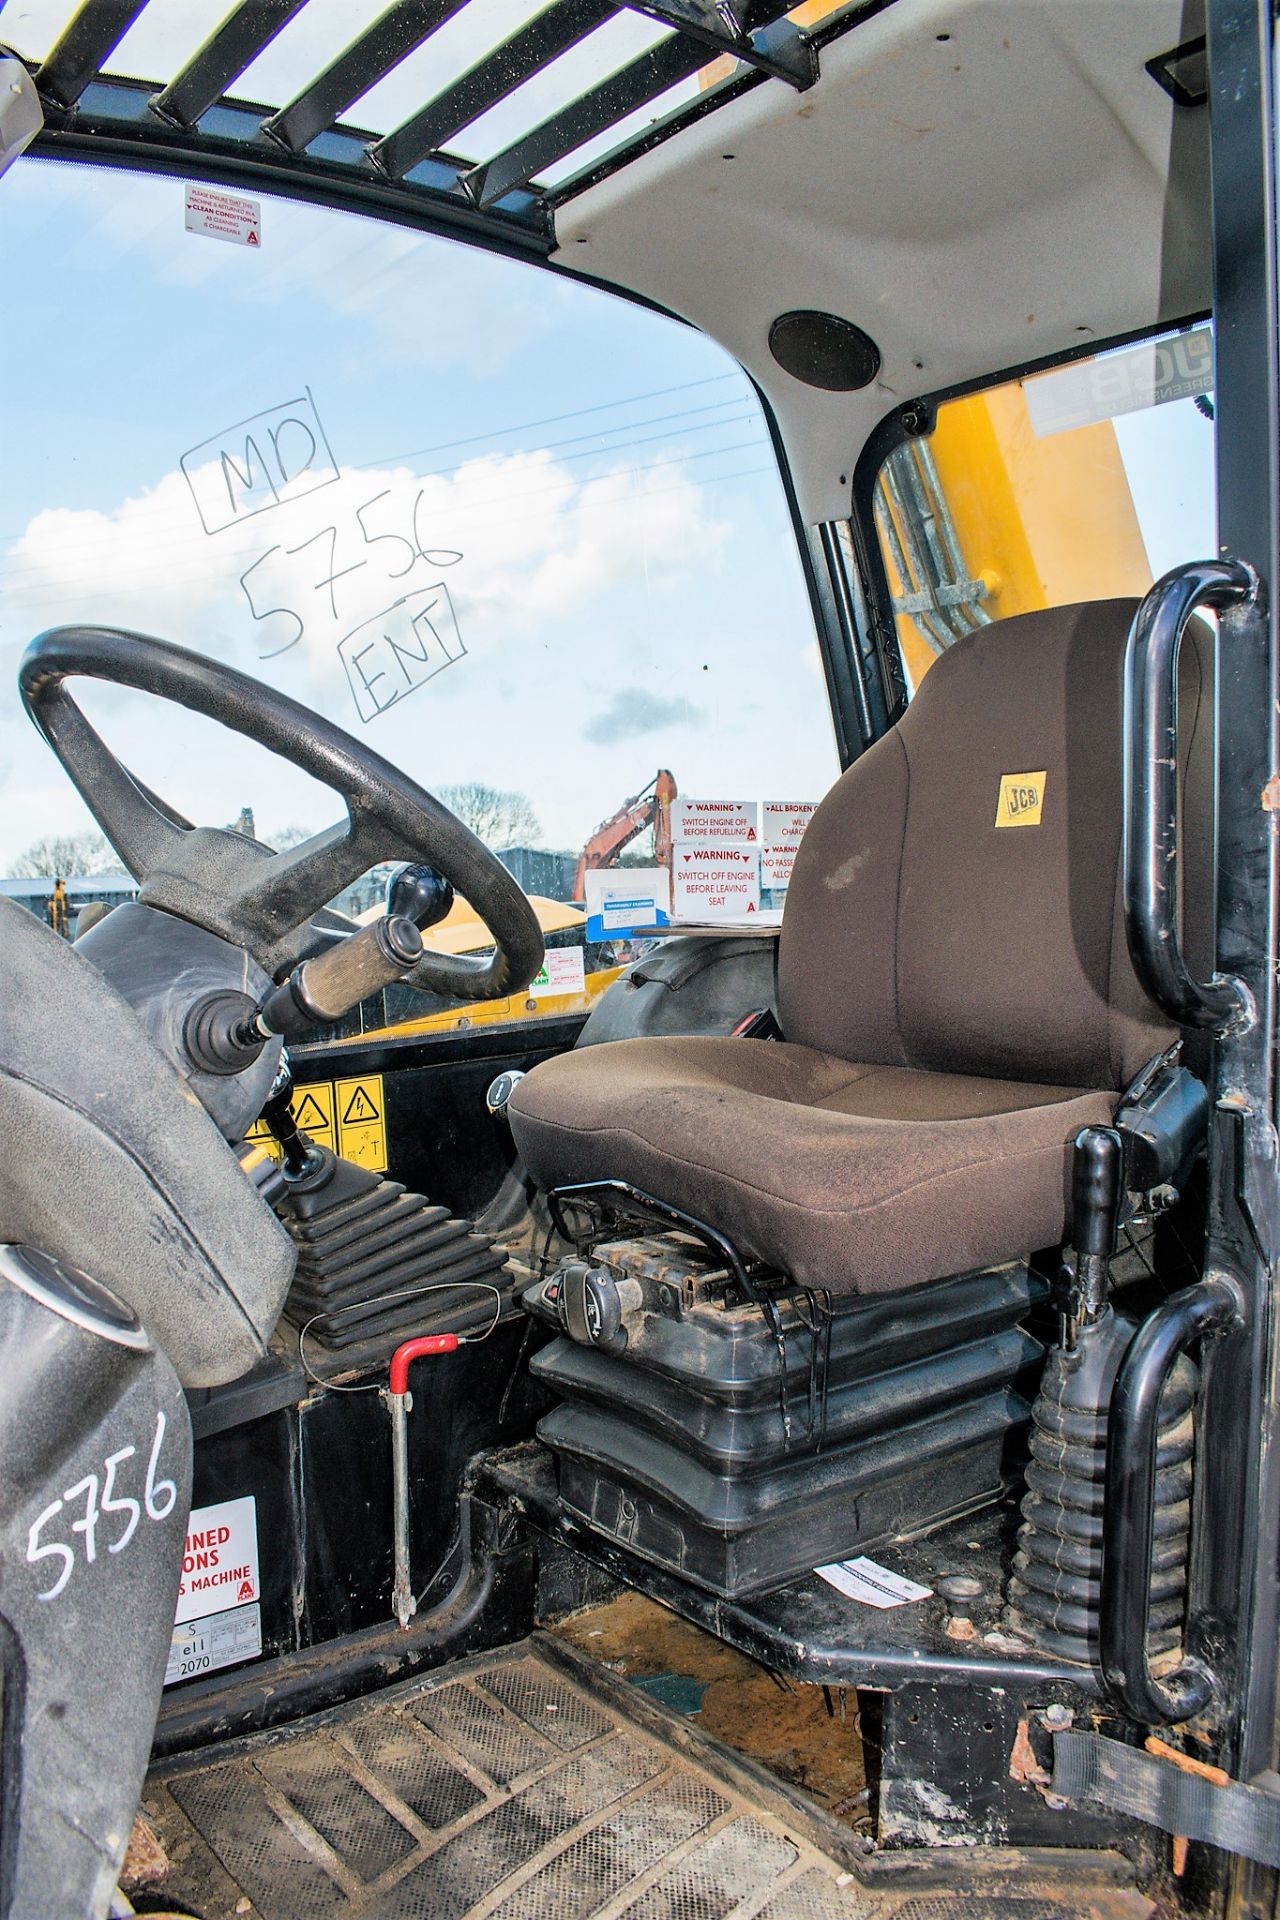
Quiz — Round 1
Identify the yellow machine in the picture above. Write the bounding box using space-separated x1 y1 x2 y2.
330 893 620 1045
878 380 1153 689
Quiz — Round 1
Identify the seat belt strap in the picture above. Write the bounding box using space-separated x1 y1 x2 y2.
1052 1731 1280 1869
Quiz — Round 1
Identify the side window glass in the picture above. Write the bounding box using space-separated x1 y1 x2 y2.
873 325 1217 693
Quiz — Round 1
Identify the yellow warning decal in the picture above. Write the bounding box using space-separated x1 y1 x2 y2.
995 771 1047 829
336 1074 387 1171
292 1083 337 1155
246 1078 371 1165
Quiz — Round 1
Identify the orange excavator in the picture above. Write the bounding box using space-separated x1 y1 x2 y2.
573 770 677 903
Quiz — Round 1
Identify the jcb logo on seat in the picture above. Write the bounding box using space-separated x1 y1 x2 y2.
995 771 1047 828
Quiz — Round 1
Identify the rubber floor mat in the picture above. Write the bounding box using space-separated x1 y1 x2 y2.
141 1641 1150 1919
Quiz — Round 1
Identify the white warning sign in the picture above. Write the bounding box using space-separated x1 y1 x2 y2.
671 798 759 844
671 844 761 921
814 1555 932 1609
762 801 817 849
175 1495 260 1624
185 183 262 248
530 947 587 997
166 1603 262 1687
583 868 670 940
761 845 797 891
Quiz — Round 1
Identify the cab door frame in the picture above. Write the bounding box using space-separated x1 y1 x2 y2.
1190 2 1280 1907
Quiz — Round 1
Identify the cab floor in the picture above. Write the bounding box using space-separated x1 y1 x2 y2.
137 1637 1152 1920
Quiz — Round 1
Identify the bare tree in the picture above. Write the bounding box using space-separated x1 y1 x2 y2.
263 824 319 851
11 832 124 878
438 784 542 849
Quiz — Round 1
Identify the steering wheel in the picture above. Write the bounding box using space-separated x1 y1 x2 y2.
18 627 545 997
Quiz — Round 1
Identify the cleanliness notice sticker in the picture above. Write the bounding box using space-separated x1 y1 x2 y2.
166 1603 262 1687
185 183 262 247
814 1555 933 1608
584 868 671 941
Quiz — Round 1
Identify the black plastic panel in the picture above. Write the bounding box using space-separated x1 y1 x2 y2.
526 1242 1047 1598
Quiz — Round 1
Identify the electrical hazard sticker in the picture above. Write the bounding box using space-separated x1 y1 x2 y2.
336 1075 387 1169
995 771 1047 829
175 1496 260 1624
245 1074 387 1170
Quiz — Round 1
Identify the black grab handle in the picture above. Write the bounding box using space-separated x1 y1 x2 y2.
1101 1275 1242 1725
1123 560 1256 1030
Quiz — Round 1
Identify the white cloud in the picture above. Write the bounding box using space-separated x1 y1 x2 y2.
2 445 725 661
0 441 729 850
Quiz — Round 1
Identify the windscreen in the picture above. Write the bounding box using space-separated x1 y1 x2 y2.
0 159 839 1033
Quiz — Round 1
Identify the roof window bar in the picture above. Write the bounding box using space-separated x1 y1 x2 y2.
35 0 150 110
463 0 809 209
261 0 469 153
622 0 814 88
370 0 616 181
150 0 309 130
462 33 713 207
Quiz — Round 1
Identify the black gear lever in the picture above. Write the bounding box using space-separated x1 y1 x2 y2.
260 1058 322 1179
1064 1124 1124 1344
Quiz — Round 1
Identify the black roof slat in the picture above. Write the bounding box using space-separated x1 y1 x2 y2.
370 0 616 181
28 0 880 232
262 0 468 153
36 0 150 110
622 0 814 88
463 31 708 209
151 0 310 129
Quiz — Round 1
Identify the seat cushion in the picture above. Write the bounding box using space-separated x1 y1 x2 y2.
508 1036 1116 1296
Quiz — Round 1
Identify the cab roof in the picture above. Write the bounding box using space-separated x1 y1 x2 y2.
7 0 1209 517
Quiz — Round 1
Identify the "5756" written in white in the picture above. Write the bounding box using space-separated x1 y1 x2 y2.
26 1410 179 1602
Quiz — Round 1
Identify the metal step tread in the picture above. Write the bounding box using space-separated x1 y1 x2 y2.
138 1639 1152 1919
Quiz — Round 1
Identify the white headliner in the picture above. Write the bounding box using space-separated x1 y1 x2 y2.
556 0 1210 523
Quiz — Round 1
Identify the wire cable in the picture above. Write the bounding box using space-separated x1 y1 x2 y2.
296 1278 503 1392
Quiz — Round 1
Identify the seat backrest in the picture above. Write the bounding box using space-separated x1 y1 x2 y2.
0 898 297 1387
778 599 1212 1092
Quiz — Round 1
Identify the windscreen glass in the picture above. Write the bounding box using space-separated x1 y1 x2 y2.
0 160 836 1037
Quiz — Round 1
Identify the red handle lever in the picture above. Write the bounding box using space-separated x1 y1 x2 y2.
389 1333 460 1395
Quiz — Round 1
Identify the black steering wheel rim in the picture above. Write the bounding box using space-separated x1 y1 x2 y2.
19 625 544 998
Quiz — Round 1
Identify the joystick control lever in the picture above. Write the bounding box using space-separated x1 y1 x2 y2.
184 914 424 1075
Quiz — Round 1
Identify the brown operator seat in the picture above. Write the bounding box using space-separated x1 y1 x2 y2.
508 600 1210 1297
